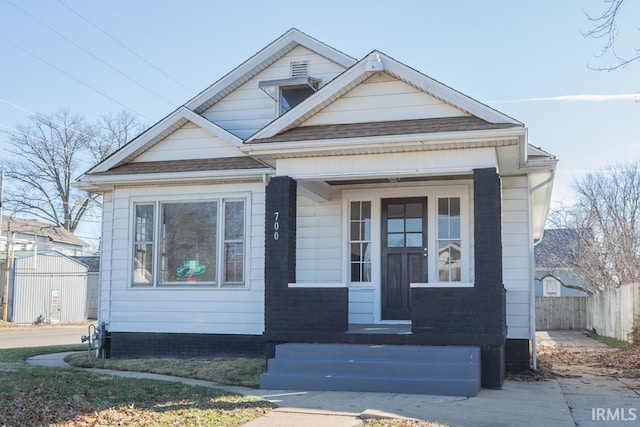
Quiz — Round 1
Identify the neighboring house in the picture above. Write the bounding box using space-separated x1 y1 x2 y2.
76 29 557 396
535 229 591 297
0 215 87 257
72 256 100 319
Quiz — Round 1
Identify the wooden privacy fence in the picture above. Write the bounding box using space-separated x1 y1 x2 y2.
587 283 640 343
535 297 587 330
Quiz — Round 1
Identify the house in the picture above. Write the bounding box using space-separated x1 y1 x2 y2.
76 29 557 396
535 228 591 297
0 215 87 257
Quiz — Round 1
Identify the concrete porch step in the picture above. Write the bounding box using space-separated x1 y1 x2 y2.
260 343 481 396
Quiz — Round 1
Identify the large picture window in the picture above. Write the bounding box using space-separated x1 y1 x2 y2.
132 198 246 287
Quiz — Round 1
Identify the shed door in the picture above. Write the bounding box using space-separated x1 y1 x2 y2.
381 198 428 320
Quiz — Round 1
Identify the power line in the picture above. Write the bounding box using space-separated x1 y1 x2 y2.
0 125 95 167
3 0 179 107
56 0 196 95
0 33 151 121
0 98 118 152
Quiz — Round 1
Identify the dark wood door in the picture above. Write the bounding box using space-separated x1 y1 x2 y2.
381 197 428 320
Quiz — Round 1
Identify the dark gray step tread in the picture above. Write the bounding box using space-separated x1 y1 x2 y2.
261 371 477 382
275 344 480 361
267 359 479 374
260 373 480 396
270 356 479 365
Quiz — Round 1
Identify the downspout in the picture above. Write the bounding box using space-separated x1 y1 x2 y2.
528 170 555 370
531 237 544 369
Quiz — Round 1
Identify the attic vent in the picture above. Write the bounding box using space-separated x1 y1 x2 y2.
291 61 308 78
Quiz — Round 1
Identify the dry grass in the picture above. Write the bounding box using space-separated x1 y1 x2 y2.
360 419 448 427
0 345 274 426
66 354 266 388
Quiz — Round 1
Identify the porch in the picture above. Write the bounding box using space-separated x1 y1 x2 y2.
262 169 507 394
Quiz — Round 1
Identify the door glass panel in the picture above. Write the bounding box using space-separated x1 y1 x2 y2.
387 218 404 233
406 203 422 218
388 204 404 218
405 218 422 232
406 233 422 247
387 234 405 247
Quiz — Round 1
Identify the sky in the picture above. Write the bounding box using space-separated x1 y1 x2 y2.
0 0 638 245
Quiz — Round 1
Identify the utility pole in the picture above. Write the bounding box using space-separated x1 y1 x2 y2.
0 170 8 321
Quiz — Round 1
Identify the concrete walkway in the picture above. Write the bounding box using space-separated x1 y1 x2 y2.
536 330 640 426
26 351 576 426
27 332 640 426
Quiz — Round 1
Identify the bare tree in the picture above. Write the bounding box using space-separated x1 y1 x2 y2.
546 162 640 292
90 111 145 163
1 109 144 232
584 0 640 70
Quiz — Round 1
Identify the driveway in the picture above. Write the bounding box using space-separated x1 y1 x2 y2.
537 330 640 426
0 323 90 349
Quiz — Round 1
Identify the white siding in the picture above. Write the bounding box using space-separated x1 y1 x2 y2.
303 73 467 126
102 183 265 335
349 288 375 324
296 195 342 282
204 46 347 139
98 191 114 325
502 176 533 339
133 122 244 162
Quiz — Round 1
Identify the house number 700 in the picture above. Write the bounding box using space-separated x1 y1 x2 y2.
273 211 280 241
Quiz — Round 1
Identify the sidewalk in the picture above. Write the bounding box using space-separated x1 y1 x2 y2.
27 352 575 427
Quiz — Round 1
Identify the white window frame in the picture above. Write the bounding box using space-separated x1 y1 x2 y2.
129 194 250 289
543 277 561 297
342 184 473 290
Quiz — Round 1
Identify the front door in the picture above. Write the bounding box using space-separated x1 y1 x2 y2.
381 197 428 320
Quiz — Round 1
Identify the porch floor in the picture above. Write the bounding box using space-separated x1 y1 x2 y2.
347 323 412 335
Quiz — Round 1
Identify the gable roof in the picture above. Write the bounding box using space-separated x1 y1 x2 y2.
535 228 584 269
185 28 357 114
0 215 87 247
86 107 243 175
247 51 522 142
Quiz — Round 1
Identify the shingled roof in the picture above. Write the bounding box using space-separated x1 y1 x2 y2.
1 215 87 247
250 116 521 144
90 156 268 176
535 228 585 269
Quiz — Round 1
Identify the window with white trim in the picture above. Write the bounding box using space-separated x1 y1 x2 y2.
437 197 462 282
349 201 372 283
132 199 246 287
543 277 561 297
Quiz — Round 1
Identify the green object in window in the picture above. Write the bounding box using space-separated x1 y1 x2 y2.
177 259 206 277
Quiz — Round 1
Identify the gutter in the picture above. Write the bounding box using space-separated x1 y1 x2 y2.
242 128 525 157
75 168 274 192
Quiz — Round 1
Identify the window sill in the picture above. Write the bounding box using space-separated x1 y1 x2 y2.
410 282 474 288
288 282 347 288
129 285 250 290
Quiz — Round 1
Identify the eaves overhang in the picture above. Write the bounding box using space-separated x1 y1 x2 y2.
75 168 274 192
241 127 525 161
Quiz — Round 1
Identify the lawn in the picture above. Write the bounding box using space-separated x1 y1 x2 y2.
0 345 274 426
66 352 266 388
